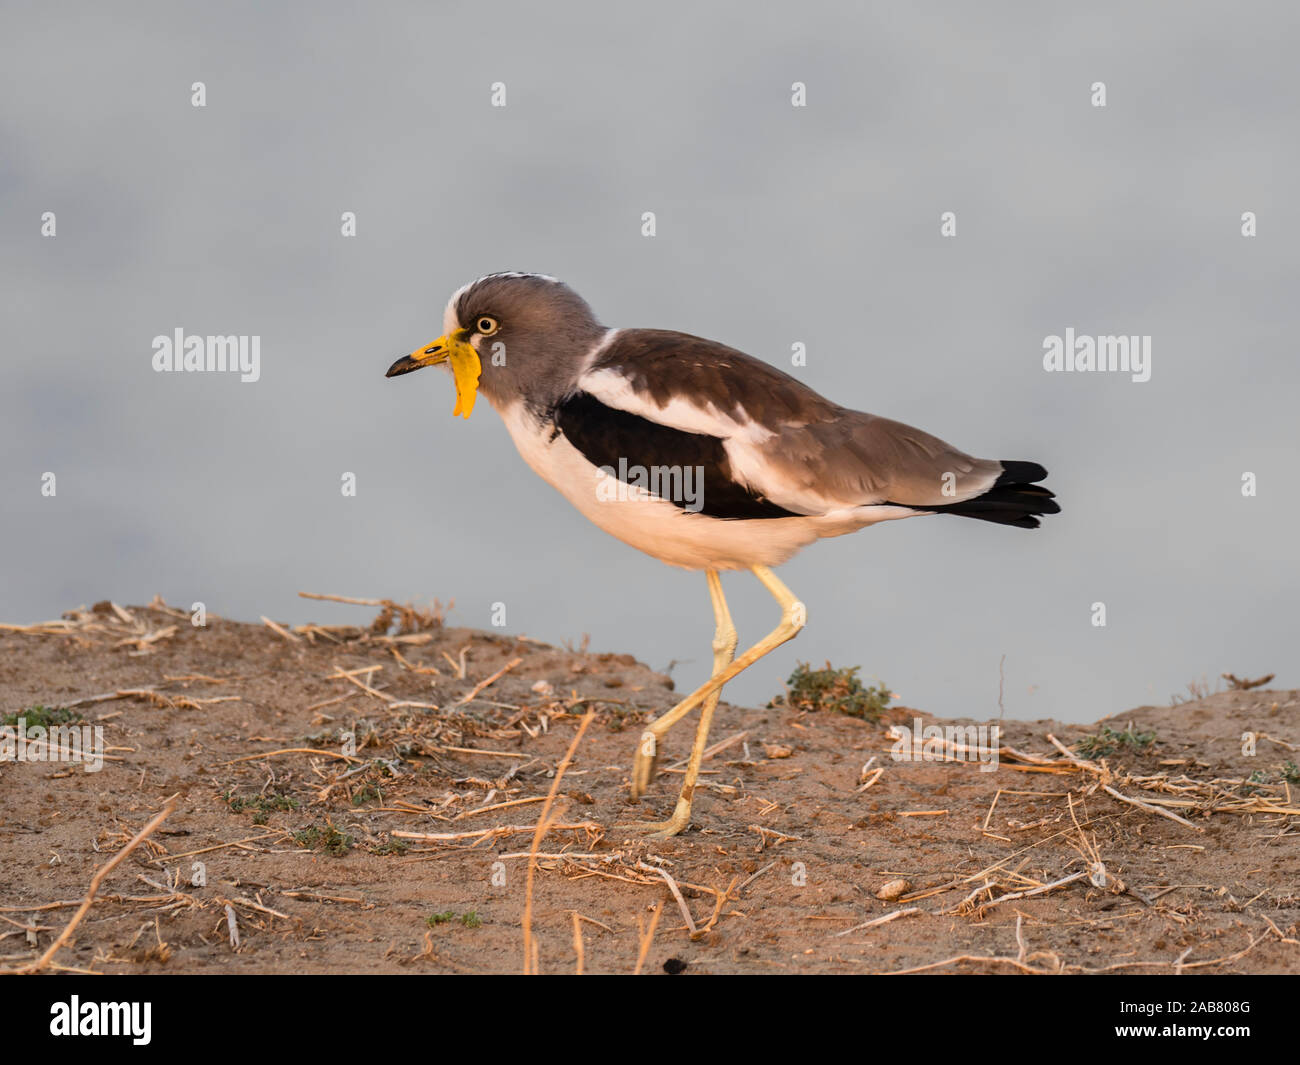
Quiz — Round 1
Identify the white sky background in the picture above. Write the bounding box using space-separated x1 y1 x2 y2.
1 2 1296 721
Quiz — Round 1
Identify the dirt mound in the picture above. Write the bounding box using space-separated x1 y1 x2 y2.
1 600 1296 974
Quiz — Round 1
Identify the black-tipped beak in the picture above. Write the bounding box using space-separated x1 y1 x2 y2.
384 328 481 417
385 341 447 378
386 353 427 377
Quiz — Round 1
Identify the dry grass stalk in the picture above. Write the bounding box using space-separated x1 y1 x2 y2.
219 748 361 767
116 625 178 653
663 730 749 771
435 745 529 759
1222 672 1274 691
456 657 523 706
12 797 177 973
452 795 546 821
1101 783 1198 828
327 664 393 704
571 912 584 974
260 616 301 643
633 901 664 975
695 876 740 938
394 822 601 845
1027 732 1298 822
750 825 801 846
636 862 697 936
297 591 450 635
857 767 885 792
496 851 610 861
223 905 241 950
834 907 922 937
521 710 596 975
146 595 191 619
441 647 469 678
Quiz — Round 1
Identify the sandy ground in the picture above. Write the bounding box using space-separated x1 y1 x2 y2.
1 599 1296 975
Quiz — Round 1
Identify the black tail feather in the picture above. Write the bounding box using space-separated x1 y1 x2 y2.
893 460 1059 529
993 460 1048 487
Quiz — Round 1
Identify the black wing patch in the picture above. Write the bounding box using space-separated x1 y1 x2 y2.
553 392 800 520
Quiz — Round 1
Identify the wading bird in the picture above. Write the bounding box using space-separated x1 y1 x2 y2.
387 273 1058 837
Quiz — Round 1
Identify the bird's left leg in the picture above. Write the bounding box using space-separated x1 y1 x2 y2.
624 570 737 833
623 565 805 838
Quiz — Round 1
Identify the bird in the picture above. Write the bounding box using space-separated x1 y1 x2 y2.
386 272 1059 838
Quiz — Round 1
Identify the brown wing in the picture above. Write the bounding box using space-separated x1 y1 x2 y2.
583 329 1002 514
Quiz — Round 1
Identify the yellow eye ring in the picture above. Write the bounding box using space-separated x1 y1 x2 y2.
476 316 499 336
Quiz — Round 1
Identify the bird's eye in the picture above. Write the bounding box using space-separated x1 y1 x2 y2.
476 316 499 336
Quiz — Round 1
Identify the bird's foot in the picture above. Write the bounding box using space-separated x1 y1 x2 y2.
618 799 692 839
629 739 660 800
631 723 670 801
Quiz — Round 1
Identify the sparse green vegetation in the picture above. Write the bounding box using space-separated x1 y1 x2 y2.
2 705 83 728
1245 763 1300 794
773 662 891 720
373 837 408 856
427 910 481 929
293 824 352 857
599 703 633 733
1074 723 1157 759
223 791 299 813
223 791 299 824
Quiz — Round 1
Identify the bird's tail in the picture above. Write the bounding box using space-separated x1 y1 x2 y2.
926 460 1059 529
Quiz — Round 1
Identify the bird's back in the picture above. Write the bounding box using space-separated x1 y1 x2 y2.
580 328 1004 514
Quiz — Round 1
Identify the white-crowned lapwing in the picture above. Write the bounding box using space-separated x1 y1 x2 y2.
387 272 1058 837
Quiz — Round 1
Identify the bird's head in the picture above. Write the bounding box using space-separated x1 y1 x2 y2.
386 273 605 417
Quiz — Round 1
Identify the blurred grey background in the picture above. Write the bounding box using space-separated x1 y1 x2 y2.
2 2 1296 722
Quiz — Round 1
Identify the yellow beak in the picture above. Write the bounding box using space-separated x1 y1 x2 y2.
385 328 482 418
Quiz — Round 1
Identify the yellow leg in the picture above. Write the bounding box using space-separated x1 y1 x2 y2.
629 570 736 801
624 565 805 838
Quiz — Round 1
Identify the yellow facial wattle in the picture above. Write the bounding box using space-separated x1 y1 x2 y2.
446 340 482 418
386 329 482 418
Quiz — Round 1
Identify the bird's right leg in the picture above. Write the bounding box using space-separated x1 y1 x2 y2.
630 570 735 800
623 565 805 837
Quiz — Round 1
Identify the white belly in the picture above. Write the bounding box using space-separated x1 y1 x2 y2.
493 401 898 571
